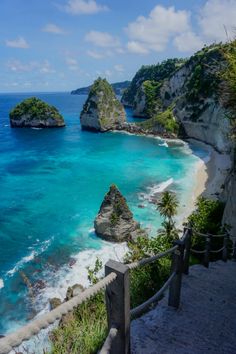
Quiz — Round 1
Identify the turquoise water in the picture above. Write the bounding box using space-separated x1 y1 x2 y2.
0 92 208 334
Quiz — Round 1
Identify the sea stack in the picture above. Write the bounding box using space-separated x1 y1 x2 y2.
94 184 147 242
9 97 65 128
80 77 126 131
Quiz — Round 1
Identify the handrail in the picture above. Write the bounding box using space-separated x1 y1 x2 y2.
192 229 228 238
0 272 117 354
99 327 118 354
127 245 178 270
130 271 176 319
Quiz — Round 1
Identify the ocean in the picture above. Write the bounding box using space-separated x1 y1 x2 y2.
0 92 208 335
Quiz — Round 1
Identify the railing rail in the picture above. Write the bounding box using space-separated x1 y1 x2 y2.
0 227 233 354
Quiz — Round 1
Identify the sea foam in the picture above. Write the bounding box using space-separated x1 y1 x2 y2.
0 278 4 289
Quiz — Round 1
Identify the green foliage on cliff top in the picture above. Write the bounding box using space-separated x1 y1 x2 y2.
9 97 64 123
186 45 223 103
137 107 179 135
122 58 185 106
221 39 236 141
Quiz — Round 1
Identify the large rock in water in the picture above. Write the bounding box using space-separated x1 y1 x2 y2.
94 184 146 242
9 97 65 128
80 77 126 131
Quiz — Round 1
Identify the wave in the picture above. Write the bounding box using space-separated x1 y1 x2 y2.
158 141 168 147
34 241 128 308
31 127 43 130
139 178 174 203
6 238 52 277
0 278 4 289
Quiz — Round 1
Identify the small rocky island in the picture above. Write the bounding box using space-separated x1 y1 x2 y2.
80 78 126 131
9 97 65 128
94 184 146 242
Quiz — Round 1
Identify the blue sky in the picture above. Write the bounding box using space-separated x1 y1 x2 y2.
0 0 235 92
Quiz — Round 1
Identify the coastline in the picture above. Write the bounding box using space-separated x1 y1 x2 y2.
177 138 231 228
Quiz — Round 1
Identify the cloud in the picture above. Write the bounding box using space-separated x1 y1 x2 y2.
39 60 55 74
114 64 124 73
126 41 149 54
65 57 79 70
6 59 55 74
42 23 66 34
85 30 120 48
126 5 190 54
5 36 29 48
198 0 236 42
62 0 108 15
87 50 105 59
6 60 36 72
174 32 204 52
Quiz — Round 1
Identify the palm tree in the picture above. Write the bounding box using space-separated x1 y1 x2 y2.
157 191 179 243
157 191 178 222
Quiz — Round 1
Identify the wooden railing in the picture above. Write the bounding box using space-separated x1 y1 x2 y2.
0 227 233 354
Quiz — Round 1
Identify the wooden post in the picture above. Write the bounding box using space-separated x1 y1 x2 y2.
222 235 228 262
183 227 192 275
233 239 236 261
168 240 184 308
203 234 211 268
105 260 130 354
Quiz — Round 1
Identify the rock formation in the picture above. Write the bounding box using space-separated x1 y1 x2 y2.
80 77 126 131
94 184 146 242
10 97 65 128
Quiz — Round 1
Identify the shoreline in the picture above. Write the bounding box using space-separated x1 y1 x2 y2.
177 138 231 228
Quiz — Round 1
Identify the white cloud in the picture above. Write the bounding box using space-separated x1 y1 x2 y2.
198 0 236 42
87 50 105 59
85 30 120 48
65 57 79 70
114 64 124 72
6 59 55 74
42 23 66 34
62 0 108 15
126 5 190 54
126 41 149 54
174 32 204 52
6 60 36 72
5 36 29 48
39 60 55 74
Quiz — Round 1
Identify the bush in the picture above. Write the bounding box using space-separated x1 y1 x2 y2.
188 197 230 261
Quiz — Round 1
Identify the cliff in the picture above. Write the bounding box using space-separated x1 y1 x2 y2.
121 43 236 237
94 184 146 242
80 78 126 131
71 80 130 96
9 97 65 128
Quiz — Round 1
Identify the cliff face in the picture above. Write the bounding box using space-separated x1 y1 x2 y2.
122 44 236 237
80 78 126 131
9 97 65 128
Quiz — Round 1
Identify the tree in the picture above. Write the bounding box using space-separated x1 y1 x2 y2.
156 191 179 243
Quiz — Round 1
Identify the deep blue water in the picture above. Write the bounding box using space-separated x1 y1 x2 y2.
0 92 208 334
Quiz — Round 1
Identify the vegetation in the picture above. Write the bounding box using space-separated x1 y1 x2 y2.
187 197 230 261
221 39 236 141
142 80 162 117
50 259 107 354
122 58 185 106
71 80 130 95
137 107 179 135
9 97 64 124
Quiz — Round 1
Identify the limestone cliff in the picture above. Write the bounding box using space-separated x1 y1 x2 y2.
121 43 236 237
80 78 126 131
9 97 65 128
94 184 146 242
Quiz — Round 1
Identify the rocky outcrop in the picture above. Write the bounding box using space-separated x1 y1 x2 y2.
9 97 65 128
71 80 130 95
80 78 126 131
94 184 146 242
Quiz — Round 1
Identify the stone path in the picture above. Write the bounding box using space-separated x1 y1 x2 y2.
131 261 236 354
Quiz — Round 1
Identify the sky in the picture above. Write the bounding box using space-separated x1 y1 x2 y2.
0 0 236 92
